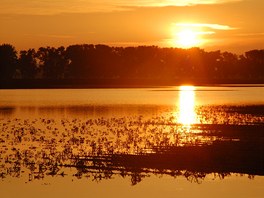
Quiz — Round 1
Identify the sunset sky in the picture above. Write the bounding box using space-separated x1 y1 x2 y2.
0 0 263 53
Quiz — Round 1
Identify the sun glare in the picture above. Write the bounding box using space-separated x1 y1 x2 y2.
170 23 206 48
178 86 197 125
177 29 199 48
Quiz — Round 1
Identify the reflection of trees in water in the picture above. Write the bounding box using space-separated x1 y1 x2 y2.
0 112 263 185
0 107 16 116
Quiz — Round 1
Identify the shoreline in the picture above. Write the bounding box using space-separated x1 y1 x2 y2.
1 79 264 89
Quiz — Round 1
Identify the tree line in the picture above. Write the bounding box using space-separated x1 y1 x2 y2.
0 43 263 83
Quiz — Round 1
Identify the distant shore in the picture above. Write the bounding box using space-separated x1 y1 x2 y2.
1 79 264 89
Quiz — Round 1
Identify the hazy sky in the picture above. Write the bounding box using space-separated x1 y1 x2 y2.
0 0 263 53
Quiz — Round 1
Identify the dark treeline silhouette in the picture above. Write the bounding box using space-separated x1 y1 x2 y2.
0 43 264 87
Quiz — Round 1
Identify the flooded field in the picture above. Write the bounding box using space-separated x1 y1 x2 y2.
0 86 264 198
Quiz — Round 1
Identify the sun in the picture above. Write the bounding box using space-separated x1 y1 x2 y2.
175 29 200 48
169 24 204 48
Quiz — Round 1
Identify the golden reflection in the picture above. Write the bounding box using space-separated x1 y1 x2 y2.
178 86 196 125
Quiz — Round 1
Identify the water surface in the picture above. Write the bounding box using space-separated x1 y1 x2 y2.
0 86 264 198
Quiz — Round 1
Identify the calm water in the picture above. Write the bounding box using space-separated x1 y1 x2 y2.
0 86 264 198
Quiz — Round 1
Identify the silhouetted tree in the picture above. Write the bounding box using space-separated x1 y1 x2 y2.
0 44 17 79
245 50 264 79
37 46 68 79
220 51 238 79
66 44 94 78
18 49 37 79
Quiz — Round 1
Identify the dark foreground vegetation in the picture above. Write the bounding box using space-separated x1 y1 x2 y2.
0 44 264 88
1 122 263 185
1 104 264 184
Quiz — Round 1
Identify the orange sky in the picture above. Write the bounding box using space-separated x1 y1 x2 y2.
0 0 263 53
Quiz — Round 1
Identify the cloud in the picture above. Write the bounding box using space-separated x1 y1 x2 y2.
117 0 243 7
0 0 118 15
36 34 76 39
236 33 264 37
175 23 236 30
0 0 243 15
197 31 216 35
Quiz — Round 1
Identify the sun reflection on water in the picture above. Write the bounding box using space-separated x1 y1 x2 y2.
178 86 197 125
